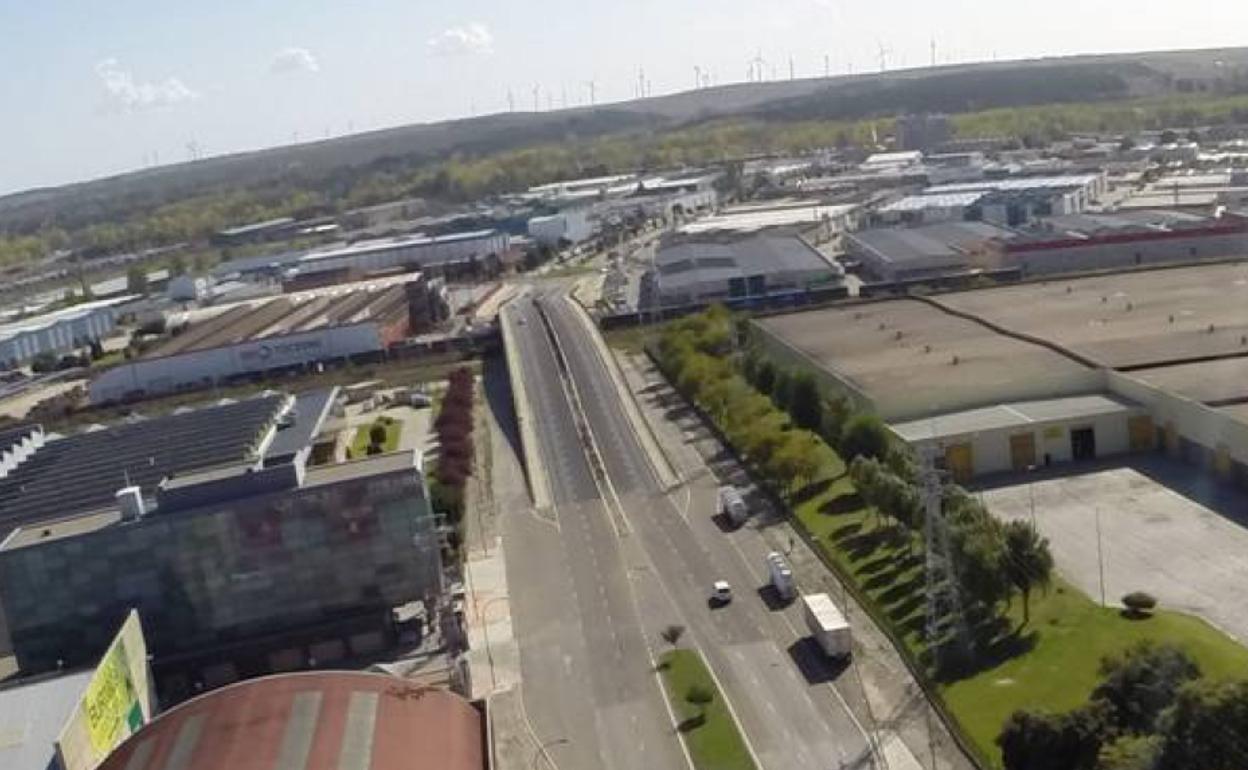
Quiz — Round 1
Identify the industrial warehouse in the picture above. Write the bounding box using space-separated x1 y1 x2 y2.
0 298 127 370
753 261 1248 484
88 274 441 403
0 389 444 700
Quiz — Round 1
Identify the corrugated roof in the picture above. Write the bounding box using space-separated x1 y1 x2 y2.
98 672 484 770
656 235 835 290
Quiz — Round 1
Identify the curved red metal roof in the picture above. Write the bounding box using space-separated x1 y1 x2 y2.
98 672 485 770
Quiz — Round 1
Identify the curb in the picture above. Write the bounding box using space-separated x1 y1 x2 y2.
498 296 553 510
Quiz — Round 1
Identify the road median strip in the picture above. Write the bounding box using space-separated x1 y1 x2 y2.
657 648 758 770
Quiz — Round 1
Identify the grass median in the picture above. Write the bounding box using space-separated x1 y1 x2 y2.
658 648 757 770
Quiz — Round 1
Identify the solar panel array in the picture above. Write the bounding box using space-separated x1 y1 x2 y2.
0 395 284 535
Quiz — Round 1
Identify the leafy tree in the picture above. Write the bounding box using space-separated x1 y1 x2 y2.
1098 734 1161 769
819 396 850 447
1159 128 1179 144
660 624 685 649
788 371 823 430
1157 679 1248 770
126 265 149 295
1003 520 1054 625
771 369 794 410
1093 642 1201 735
754 360 777 395
841 413 890 461
997 706 1106 770
954 522 1012 613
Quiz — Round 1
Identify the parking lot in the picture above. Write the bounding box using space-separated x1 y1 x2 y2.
977 456 1248 645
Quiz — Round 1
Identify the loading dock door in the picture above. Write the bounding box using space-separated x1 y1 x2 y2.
1071 427 1097 461
1128 415 1155 452
945 443 974 483
1010 433 1036 471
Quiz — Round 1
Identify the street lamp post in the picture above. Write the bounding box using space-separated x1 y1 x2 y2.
531 737 569 769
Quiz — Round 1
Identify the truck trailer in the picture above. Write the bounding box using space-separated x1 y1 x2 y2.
717 485 749 526
766 551 796 602
801 592 852 659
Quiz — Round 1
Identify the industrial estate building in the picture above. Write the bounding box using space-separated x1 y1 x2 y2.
0 389 444 698
0 298 127 370
89 274 437 403
652 235 844 307
753 262 1248 484
850 209 1248 281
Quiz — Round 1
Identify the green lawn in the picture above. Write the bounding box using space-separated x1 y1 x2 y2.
658 649 757 770
942 579 1248 767
348 416 402 458
775 439 1248 768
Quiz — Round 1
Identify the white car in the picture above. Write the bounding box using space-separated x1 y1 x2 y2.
711 580 733 605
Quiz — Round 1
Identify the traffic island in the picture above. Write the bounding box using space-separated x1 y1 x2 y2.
657 648 757 770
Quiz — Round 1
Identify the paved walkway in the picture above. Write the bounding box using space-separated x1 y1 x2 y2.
616 350 971 770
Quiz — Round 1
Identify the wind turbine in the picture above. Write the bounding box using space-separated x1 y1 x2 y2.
694 65 702 89
877 40 892 73
532 84 539 112
752 50 766 82
584 80 596 106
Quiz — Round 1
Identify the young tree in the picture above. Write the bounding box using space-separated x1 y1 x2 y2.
126 265 149 296
660 624 685 649
754 360 777 395
788 371 823 430
1003 520 1055 625
841 413 890 461
685 684 714 712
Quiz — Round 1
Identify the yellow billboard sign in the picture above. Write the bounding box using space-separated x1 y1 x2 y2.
55 610 153 770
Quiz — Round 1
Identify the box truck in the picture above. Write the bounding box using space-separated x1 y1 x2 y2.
766 552 796 602
717 485 749 525
801 593 851 659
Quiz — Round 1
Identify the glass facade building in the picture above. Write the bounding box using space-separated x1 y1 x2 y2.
0 453 441 674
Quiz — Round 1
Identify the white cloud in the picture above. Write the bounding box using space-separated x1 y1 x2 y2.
427 22 494 56
95 58 198 112
271 46 320 74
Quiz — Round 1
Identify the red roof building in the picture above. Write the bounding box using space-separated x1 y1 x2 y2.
98 672 487 770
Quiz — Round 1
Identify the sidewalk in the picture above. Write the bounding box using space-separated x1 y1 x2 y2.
614 350 976 770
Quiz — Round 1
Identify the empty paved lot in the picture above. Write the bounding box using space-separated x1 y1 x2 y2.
978 457 1248 645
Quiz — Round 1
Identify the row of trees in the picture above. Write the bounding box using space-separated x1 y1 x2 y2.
998 642 1248 770
430 367 475 552
654 306 1055 669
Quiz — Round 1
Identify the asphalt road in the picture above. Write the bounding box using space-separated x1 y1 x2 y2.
540 294 876 769
500 297 686 770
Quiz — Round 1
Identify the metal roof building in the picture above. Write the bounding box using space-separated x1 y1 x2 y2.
653 234 843 306
97 673 486 770
846 221 1013 281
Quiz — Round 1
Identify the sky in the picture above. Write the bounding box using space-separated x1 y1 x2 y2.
3 0 1248 196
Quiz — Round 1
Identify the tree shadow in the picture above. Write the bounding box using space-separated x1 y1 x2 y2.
676 714 707 733
875 573 924 604
790 478 834 505
856 553 896 576
1119 609 1154 622
830 521 862 540
820 491 863 516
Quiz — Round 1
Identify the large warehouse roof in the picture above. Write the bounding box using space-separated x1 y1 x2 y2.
97 673 485 770
926 174 1101 195
0 395 284 535
677 203 856 235
937 262 1248 368
755 298 1095 420
850 221 1011 268
656 234 836 291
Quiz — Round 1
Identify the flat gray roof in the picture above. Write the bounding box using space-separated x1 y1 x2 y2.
264 388 338 460
891 393 1141 443
938 262 1248 368
1131 358 1248 404
0 670 93 770
849 221 1011 265
656 235 836 290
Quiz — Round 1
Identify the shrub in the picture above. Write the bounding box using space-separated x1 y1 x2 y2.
1122 592 1158 616
685 684 714 708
